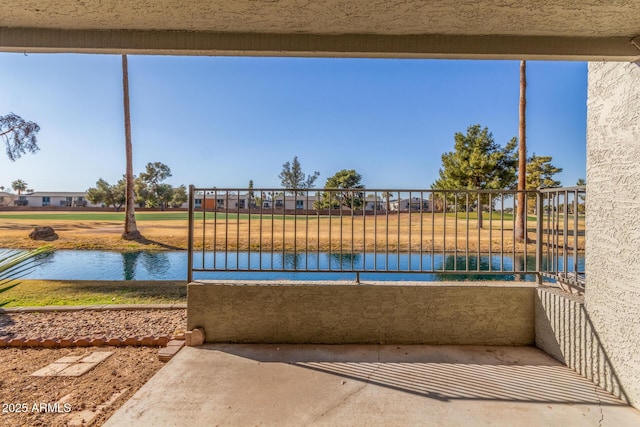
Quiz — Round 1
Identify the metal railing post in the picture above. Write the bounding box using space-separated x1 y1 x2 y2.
536 190 543 284
187 184 195 283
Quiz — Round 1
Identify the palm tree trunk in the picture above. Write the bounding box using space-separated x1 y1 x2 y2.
122 55 141 240
515 60 527 242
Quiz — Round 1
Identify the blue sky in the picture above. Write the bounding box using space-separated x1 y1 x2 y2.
0 53 587 192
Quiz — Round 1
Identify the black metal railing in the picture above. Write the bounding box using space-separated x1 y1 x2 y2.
187 186 585 290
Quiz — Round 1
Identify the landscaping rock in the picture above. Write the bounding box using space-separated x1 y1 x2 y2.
29 226 58 241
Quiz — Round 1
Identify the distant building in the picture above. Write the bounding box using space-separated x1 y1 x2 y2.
390 197 433 212
0 191 16 207
20 192 101 208
272 194 320 210
193 191 253 210
364 194 384 211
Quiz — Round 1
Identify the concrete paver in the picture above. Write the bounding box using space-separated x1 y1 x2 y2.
58 362 100 377
54 355 85 364
31 351 114 377
105 344 640 427
158 339 185 362
31 363 71 377
80 351 114 364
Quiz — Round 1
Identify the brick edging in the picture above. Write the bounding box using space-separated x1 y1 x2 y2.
0 333 186 349
0 304 187 314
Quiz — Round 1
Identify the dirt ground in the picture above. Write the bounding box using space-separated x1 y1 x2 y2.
0 346 164 426
0 309 186 426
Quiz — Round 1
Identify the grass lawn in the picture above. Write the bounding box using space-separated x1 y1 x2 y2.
0 280 186 307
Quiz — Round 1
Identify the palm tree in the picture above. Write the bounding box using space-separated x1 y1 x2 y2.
1 246 52 301
121 55 141 240
11 179 27 195
515 60 528 242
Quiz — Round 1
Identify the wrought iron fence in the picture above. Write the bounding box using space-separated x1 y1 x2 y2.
187 186 588 287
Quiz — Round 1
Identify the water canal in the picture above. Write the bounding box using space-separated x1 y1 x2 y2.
21 250 584 282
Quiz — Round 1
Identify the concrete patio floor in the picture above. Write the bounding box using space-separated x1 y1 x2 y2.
105 344 640 426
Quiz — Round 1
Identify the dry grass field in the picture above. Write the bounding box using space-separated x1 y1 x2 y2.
0 212 187 251
0 211 584 253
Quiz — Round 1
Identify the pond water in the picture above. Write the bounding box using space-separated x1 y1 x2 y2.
21 250 584 282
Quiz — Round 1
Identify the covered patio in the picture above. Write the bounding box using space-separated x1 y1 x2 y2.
2 0 640 422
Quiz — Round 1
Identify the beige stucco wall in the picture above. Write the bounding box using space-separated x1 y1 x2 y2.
5 0 640 37
187 281 535 345
586 61 640 408
3 2 640 60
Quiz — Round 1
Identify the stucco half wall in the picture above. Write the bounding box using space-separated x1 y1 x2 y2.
187 281 536 345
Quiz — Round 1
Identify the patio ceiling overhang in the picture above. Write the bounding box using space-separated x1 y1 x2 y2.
1 0 639 61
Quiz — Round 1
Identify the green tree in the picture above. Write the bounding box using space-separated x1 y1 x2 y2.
526 154 562 189
525 154 563 213
137 162 173 207
156 183 175 211
576 178 586 186
121 55 141 240
432 124 517 228
317 169 364 210
139 162 172 191
11 179 27 195
171 184 188 208
86 178 126 211
278 156 319 193
134 176 150 208
1 113 40 161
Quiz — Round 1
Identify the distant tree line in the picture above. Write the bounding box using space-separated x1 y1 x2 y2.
86 162 187 211
277 156 366 211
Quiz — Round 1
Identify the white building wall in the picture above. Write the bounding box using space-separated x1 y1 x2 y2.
24 195 43 207
274 196 318 210
585 61 640 407
21 193 100 207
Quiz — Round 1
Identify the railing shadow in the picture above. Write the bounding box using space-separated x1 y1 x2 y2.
536 288 630 404
201 344 626 406
581 305 631 403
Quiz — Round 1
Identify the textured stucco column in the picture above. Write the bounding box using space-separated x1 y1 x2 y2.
586 61 640 407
